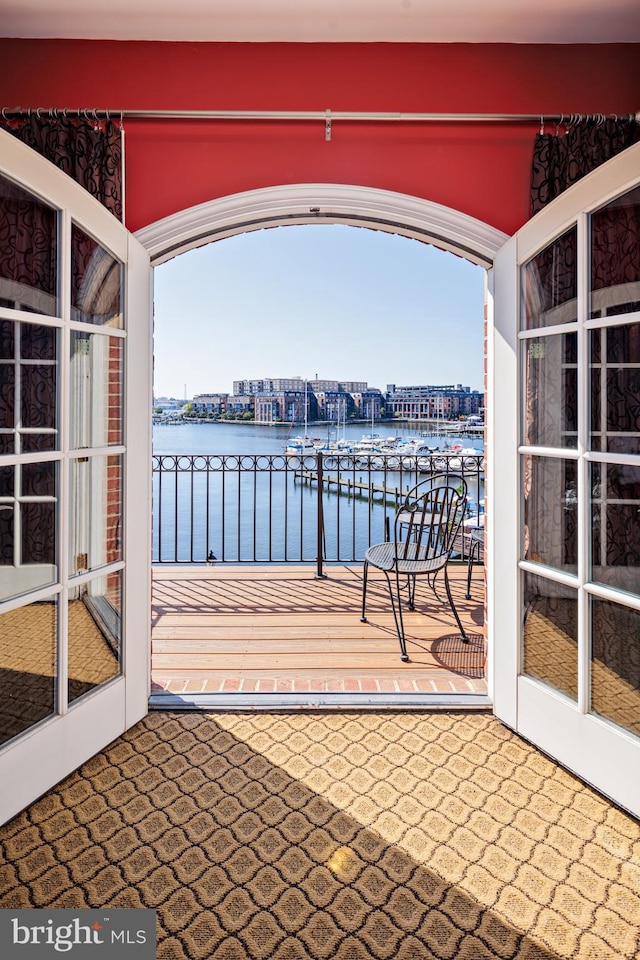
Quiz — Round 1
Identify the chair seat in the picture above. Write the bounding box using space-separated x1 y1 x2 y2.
365 540 445 575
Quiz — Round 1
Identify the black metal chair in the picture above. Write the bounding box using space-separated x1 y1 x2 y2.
360 475 469 661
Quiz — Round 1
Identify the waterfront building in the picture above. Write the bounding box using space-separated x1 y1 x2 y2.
254 389 316 423
351 390 383 420
385 383 483 420
234 377 307 395
192 392 230 415
312 390 352 420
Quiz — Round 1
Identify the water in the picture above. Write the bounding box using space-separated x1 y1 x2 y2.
152 422 484 563
153 420 484 457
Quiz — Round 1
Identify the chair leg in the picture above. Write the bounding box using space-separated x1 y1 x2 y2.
465 544 474 600
360 559 369 622
444 566 469 643
390 570 409 662
407 575 416 610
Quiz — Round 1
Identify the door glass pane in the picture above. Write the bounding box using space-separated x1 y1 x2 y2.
71 224 123 328
590 185 640 320
523 333 577 447
591 597 640 738
68 571 121 705
0 463 57 603
522 226 577 330
0 596 57 746
589 323 640 454
0 320 58 456
70 333 123 449
591 462 640 595
69 455 122 576
522 455 577 574
523 572 578 701
0 174 58 316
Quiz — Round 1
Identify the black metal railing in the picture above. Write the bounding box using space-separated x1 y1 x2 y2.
152 452 485 573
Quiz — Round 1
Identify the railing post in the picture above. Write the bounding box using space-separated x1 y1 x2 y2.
316 451 327 578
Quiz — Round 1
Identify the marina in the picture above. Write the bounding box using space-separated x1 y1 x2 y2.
152 422 484 566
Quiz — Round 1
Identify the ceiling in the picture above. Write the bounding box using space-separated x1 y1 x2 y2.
2 0 640 44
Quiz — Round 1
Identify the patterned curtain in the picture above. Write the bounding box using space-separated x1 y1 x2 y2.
531 118 640 216
0 114 123 221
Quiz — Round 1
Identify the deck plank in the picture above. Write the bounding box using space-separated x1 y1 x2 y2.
151 564 487 693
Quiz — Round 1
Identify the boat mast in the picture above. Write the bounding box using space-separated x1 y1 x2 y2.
304 379 308 436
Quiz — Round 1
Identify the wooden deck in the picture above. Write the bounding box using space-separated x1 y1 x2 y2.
151 563 487 698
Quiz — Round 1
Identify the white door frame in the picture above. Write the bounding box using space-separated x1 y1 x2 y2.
492 142 640 818
0 129 151 825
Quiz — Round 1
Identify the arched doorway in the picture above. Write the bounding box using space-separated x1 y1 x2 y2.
136 183 508 268
139 184 506 706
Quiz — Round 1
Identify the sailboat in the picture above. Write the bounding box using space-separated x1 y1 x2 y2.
285 380 316 455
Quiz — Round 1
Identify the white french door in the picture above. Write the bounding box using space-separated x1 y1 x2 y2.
490 142 640 818
0 129 151 825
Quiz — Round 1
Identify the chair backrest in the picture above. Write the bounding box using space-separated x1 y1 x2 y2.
393 475 467 566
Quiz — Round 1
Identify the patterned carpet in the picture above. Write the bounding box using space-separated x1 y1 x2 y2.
1 712 639 959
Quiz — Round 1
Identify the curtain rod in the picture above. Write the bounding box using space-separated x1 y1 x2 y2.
3 108 640 122
3 107 639 141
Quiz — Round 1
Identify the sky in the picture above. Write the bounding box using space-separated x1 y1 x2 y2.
152 224 485 399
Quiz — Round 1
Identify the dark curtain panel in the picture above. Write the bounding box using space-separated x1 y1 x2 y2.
1 115 123 221
531 119 640 216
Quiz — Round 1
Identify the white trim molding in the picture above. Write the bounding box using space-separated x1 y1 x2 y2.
135 183 508 267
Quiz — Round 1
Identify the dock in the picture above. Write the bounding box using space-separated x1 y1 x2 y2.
295 469 410 504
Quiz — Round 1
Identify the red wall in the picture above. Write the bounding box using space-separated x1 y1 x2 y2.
1 41 638 236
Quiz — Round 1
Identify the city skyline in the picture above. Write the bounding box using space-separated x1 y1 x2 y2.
153 224 485 398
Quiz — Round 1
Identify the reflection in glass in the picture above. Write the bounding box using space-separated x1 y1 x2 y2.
0 358 14 420
70 455 122 575
21 460 55 497
0 174 58 316
0 320 58 457
0 464 14 496
0 319 14 357
70 333 123 449
522 455 577 573
590 185 640 320
591 462 640 595
591 597 640 738
522 572 578 701
0 462 57 603
21 323 55 360
589 324 640 455
0 596 57 746
68 571 121 705
522 227 577 330
71 224 123 327
523 333 577 447
21 365 56 430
